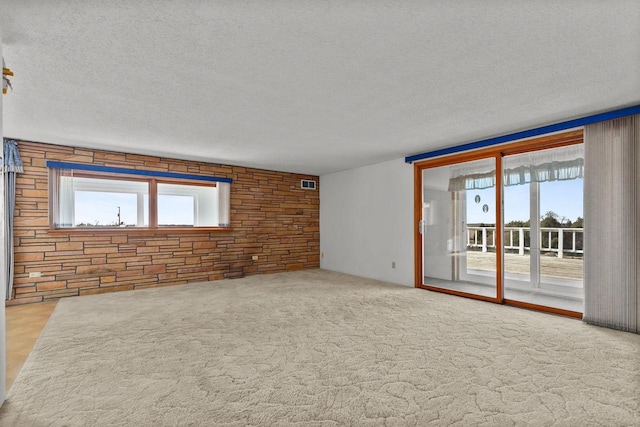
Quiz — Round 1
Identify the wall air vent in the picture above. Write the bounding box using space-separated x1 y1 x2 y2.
301 179 316 190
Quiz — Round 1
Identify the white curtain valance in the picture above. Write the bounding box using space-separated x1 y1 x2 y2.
503 144 584 187
447 158 496 192
448 144 584 191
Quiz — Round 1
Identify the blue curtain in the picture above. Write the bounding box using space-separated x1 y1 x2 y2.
2 139 23 300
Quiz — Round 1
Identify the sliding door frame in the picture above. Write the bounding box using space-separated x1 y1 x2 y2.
414 129 584 318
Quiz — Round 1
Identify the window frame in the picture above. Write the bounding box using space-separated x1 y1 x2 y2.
48 166 232 234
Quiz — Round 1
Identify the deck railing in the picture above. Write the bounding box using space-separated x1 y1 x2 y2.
467 226 583 258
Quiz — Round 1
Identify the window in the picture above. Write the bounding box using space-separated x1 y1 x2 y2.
157 183 220 227
48 162 231 230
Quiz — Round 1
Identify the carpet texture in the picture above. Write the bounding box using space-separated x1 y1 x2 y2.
1 269 639 426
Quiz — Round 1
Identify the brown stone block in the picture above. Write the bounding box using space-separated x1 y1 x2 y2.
111 277 159 287
259 265 285 273
15 286 37 294
14 252 45 262
21 189 49 198
96 152 128 162
177 266 211 274
184 256 201 264
37 288 78 298
244 266 258 274
19 150 46 160
80 285 133 296
30 158 48 168
47 250 84 257
62 155 94 163
70 236 111 243
123 153 153 163
136 246 159 254
84 246 119 254
73 148 95 157
12 276 36 285
16 177 36 186
144 264 166 274
67 279 101 289
112 235 128 244
20 166 48 177
177 235 209 242
116 269 144 277
118 260 149 268
164 257 186 266
14 216 49 227
285 263 305 271
252 228 277 234
193 241 217 249
144 239 180 246
37 281 67 291
77 264 125 275
168 164 188 172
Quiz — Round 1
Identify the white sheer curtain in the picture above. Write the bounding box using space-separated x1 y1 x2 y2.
448 158 496 191
503 144 584 186
583 114 639 333
217 182 230 227
49 168 74 228
448 144 584 191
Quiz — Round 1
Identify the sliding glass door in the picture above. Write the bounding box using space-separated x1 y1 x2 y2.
421 157 499 300
502 144 584 312
417 130 584 316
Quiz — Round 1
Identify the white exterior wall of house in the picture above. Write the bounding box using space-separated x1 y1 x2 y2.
320 158 414 287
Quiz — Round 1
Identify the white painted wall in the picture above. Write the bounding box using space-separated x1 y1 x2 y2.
0 31 7 403
320 158 414 286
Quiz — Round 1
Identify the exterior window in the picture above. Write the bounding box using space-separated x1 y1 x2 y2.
66 176 149 227
49 167 231 230
157 183 219 227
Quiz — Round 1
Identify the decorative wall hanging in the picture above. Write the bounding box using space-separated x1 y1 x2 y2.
3 57 13 94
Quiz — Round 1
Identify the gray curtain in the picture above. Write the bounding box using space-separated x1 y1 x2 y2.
2 139 23 300
583 115 639 333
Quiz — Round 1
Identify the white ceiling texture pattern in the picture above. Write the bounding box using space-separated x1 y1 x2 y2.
1 1 639 175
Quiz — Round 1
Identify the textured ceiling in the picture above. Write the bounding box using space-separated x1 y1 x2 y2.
1 1 639 175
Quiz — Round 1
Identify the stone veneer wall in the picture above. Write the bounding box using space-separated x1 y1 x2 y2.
8 141 319 305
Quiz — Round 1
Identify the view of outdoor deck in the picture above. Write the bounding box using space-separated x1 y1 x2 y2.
423 225 584 313
467 225 583 280
467 251 583 280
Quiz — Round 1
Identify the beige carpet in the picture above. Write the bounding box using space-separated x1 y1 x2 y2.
1 269 639 426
